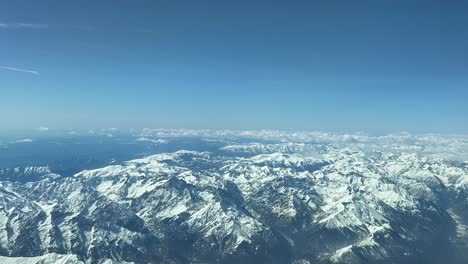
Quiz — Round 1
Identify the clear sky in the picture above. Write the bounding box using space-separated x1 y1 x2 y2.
1 0 467 133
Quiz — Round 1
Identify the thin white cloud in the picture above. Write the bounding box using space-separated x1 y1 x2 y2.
17 23 49 29
11 139 34 144
0 66 40 75
38 127 49 132
0 23 49 29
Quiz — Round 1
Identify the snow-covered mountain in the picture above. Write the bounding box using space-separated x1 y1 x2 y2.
0 130 467 263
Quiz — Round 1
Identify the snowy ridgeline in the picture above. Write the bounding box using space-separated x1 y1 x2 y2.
0 131 467 264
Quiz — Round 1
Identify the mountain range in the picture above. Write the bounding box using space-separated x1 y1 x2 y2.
0 130 467 263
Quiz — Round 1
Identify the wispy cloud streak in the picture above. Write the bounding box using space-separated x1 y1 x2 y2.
0 23 49 29
17 23 49 29
0 22 94 31
0 66 40 75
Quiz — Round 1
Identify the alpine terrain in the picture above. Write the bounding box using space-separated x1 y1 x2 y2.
0 129 467 264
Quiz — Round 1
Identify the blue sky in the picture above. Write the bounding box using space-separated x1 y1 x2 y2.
1 0 467 133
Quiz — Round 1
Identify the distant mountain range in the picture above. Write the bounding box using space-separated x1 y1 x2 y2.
0 130 467 263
